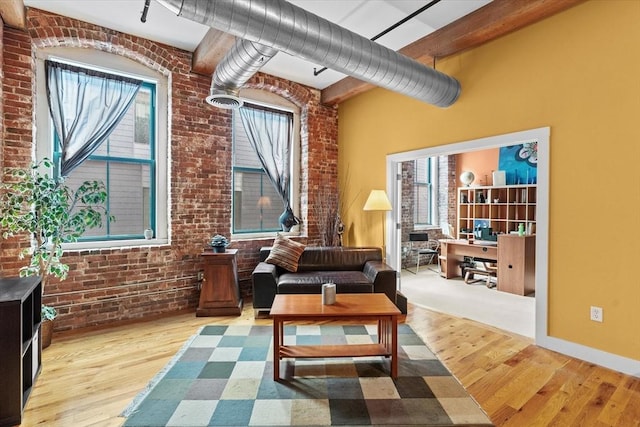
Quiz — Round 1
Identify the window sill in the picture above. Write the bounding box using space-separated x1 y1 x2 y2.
231 230 302 241
62 238 170 253
411 225 441 231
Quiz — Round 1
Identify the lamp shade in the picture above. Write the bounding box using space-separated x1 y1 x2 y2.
363 189 392 211
257 196 272 208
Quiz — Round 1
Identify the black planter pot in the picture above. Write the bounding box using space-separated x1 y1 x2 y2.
212 246 226 253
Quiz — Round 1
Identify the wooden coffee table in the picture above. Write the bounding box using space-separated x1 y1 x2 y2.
269 293 401 380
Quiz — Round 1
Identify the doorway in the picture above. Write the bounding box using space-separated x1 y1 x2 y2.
384 127 549 343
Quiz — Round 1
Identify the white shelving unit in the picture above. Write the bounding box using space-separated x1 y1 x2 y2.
457 184 537 239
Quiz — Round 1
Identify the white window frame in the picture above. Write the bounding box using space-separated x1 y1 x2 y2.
34 47 170 249
232 89 301 239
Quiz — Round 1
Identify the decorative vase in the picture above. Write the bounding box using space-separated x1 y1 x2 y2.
41 319 53 349
279 207 300 232
144 228 154 240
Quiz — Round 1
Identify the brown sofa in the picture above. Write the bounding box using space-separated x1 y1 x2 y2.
251 246 398 313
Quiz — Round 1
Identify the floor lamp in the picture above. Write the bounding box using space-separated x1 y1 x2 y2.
363 189 405 312
363 189 392 262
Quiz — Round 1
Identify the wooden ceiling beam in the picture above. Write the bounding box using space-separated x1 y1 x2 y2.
191 28 236 76
0 0 26 29
320 0 586 106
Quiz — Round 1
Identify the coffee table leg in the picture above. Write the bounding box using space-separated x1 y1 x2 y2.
273 317 280 380
391 315 398 378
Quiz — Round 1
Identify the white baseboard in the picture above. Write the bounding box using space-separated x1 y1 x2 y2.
537 335 640 378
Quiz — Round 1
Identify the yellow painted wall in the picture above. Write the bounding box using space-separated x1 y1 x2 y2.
338 0 640 360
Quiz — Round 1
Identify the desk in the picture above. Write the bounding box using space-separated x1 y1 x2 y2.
439 236 535 296
439 240 497 279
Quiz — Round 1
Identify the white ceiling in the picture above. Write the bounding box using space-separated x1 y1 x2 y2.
23 0 491 89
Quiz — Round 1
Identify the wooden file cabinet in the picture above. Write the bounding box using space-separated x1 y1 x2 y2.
198 249 243 316
497 234 536 295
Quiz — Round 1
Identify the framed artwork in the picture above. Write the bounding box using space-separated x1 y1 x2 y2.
498 141 538 184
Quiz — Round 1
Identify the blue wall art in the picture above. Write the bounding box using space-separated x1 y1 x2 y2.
498 141 538 185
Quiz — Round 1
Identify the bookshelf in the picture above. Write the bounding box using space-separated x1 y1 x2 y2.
0 276 42 426
457 184 537 239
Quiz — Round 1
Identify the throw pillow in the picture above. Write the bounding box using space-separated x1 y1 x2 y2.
266 235 306 272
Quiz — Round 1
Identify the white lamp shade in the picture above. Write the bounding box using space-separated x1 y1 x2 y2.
363 189 392 211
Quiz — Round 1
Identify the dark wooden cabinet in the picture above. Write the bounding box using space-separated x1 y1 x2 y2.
198 249 243 316
0 276 43 426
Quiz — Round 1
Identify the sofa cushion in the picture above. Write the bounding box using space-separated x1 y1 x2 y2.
277 271 373 294
265 235 306 272
297 247 382 271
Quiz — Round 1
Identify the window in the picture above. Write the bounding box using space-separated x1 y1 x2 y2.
413 157 438 226
232 99 299 235
35 49 169 248
134 89 151 145
55 82 156 240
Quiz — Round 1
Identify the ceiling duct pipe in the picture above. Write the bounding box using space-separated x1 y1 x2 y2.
157 0 461 108
206 39 278 109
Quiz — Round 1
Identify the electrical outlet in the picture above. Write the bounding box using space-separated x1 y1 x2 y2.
197 271 204 281
590 306 603 322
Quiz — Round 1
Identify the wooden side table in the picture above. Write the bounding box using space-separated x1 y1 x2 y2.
197 249 243 316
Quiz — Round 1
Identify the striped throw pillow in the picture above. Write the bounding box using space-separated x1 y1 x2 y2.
265 235 306 272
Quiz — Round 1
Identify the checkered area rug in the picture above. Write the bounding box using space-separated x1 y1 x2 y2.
121 324 492 426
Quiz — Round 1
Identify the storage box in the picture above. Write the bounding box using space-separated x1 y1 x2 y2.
492 170 506 186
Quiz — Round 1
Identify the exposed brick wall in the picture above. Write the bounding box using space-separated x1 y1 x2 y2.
400 160 414 268
0 9 338 331
0 21 4 260
1 26 33 272
446 155 458 231
0 21 3 175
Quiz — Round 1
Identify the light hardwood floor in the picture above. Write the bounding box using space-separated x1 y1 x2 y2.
22 300 639 427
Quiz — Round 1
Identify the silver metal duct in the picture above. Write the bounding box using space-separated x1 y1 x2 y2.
158 0 461 108
207 39 278 109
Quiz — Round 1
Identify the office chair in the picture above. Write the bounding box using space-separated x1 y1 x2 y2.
408 232 440 274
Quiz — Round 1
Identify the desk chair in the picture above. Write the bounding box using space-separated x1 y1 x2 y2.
408 232 440 274
463 257 497 288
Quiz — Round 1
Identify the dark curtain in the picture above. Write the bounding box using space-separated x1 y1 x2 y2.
45 60 142 176
239 104 300 231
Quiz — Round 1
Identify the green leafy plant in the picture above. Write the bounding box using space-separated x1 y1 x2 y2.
0 158 113 298
41 304 57 321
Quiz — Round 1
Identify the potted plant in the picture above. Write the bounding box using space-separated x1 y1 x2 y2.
0 158 112 347
40 305 57 349
209 234 229 253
